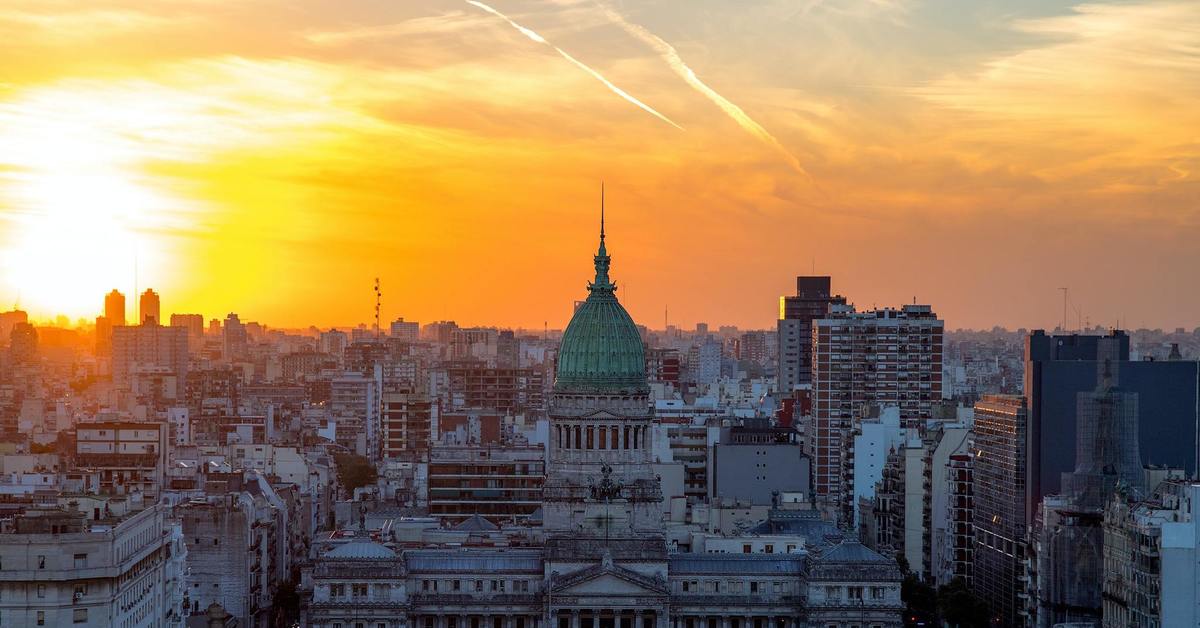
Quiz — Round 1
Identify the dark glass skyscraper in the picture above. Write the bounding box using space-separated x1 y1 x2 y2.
1024 329 1200 522
972 394 1028 627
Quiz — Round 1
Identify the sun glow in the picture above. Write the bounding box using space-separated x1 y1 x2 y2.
0 85 189 321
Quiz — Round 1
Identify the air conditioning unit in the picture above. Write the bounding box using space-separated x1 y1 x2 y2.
73 591 84 602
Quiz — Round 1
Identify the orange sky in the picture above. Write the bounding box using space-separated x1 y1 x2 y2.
0 0 1197 331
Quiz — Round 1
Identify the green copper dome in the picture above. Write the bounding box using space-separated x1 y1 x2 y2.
554 209 648 394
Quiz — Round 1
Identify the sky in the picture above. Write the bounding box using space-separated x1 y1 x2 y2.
0 0 1196 332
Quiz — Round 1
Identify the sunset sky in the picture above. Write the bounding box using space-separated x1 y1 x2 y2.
0 0 1196 331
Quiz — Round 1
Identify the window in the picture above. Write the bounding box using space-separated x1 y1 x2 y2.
37 555 45 569
74 553 88 569
742 544 752 554
453 580 461 591
73 609 88 624
74 584 87 597
37 611 45 626
37 584 46 598
750 582 759 593
764 544 774 553
848 586 863 600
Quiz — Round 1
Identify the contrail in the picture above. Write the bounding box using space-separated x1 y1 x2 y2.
465 0 683 130
600 5 806 176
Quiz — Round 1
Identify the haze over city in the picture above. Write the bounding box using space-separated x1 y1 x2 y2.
2 0 1197 331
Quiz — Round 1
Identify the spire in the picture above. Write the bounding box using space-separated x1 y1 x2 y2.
601 182 605 241
590 183 613 295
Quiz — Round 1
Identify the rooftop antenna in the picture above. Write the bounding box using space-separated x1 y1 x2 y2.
1059 287 1068 332
373 277 382 341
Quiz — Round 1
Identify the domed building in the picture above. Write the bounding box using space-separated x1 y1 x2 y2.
543 210 662 537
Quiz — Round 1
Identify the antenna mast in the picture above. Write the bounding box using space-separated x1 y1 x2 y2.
374 277 382 341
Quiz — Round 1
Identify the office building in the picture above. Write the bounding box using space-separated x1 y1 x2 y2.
971 395 1029 626
1024 329 1200 518
777 276 845 392
1033 358 1141 628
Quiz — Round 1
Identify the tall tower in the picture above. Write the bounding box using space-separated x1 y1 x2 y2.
543 202 662 536
777 276 845 392
139 289 160 325
105 290 126 327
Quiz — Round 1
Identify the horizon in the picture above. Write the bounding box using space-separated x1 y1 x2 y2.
2 0 1197 331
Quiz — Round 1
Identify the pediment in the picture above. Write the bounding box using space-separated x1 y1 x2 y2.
579 409 623 421
552 565 668 596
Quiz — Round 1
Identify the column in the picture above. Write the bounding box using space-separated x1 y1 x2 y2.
571 609 581 628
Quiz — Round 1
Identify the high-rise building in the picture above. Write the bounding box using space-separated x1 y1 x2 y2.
971 395 1029 627
169 312 204 350
104 289 125 327
389 317 420 342
223 313 247 360
736 330 768 364
110 324 188 391
777 276 846 392
8 321 38 364
1024 329 1200 519
1033 358 1142 628
812 303 943 524
381 391 436 459
139 289 160 325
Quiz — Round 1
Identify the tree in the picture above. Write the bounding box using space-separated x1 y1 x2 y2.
937 578 989 628
333 453 377 493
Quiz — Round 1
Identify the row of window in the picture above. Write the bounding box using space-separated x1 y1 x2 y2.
420 579 534 593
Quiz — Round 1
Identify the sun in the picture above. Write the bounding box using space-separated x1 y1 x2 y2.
0 86 187 322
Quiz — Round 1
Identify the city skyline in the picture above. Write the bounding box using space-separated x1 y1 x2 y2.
2 0 1198 331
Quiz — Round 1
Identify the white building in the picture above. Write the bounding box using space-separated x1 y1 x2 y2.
0 501 186 627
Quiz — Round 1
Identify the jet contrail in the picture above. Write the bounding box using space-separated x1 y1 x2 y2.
465 0 683 130
600 5 806 176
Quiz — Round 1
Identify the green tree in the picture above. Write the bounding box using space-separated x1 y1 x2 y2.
937 578 989 627
333 453 377 493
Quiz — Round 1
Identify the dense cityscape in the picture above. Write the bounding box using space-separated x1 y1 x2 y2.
0 219 1196 627
1 0 1196 625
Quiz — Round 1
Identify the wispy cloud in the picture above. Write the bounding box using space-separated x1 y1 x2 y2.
464 0 683 130
599 4 805 176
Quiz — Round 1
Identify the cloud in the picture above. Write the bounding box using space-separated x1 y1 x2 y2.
464 0 683 130
599 4 806 176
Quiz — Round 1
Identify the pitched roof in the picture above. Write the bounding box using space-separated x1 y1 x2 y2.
452 514 499 531
813 540 888 564
325 540 397 560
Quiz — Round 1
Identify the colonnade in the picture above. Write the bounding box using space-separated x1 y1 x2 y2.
554 423 648 451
